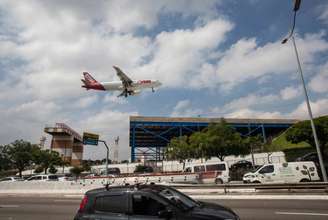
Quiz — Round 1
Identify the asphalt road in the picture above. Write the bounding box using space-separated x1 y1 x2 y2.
0 196 328 220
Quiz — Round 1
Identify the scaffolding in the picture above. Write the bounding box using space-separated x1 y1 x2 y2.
129 116 298 162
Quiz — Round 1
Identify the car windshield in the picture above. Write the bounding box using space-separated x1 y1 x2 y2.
157 187 200 211
252 165 264 172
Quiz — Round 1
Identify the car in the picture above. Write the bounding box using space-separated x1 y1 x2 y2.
231 160 253 170
100 167 121 176
74 184 240 220
57 174 74 181
0 176 23 182
184 162 230 184
295 152 328 179
25 174 58 181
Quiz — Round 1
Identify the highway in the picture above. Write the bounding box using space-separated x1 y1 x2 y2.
0 196 328 220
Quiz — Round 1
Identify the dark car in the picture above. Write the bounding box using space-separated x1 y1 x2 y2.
231 160 253 170
74 184 239 220
296 152 328 178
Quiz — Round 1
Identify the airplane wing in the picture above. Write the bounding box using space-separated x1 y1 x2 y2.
113 66 133 87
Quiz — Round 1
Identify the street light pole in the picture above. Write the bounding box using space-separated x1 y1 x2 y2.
290 36 327 182
282 0 327 182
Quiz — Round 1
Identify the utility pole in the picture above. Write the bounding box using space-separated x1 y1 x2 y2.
282 0 327 181
99 140 110 178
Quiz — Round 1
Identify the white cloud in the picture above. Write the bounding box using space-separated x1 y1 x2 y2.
290 98 328 119
224 108 283 119
280 86 300 100
74 95 98 108
0 100 66 145
137 19 233 88
309 62 328 93
319 3 328 24
197 33 328 91
171 100 202 117
78 109 138 160
221 94 279 112
103 94 128 105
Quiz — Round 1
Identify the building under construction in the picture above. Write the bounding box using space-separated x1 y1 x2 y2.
44 123 83 166
129 116 298 162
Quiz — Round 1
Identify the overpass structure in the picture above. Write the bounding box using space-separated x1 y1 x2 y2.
44 123 83 166
129 116 298 162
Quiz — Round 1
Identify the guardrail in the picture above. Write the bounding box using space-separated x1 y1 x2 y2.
171 182 328 193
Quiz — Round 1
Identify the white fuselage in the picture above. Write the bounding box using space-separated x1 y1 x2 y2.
101 80 161 91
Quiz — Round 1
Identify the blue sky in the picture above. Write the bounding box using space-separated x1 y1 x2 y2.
0 0 328 160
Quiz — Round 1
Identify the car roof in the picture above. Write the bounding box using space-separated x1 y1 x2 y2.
85 184 171 196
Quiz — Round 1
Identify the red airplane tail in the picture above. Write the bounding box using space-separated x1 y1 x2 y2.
81 72 105 91
83 72 98 84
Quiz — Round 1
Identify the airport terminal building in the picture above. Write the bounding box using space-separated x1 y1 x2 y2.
129 116 298 162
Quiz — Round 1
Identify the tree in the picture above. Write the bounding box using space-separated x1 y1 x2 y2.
33 149 63 174
34 166 44 174
165 136 193 170
189 131 210 162
205 121 249 161
286 116 328 158
48 165 58 174
243 135 263 165
0 145 12 172
81 160 91 172
6 140 37 177
70 166 84 180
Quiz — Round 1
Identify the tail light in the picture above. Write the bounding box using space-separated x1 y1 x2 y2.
79 195 88 212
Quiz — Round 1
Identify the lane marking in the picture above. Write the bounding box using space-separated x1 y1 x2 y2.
0 205 20 208
190 195 328 200
276 212 328 216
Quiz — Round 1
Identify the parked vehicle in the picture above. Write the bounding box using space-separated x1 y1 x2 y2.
100 167 121 176
231 160 253 170
0 176 23 182
184 162 229 184
296 152 328 179
74 184 239 220
57 174 74 181
25 174 58 181
243 161 320 184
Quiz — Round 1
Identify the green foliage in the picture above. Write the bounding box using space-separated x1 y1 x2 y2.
286 116 328 158
33 149 63 174
34 166 44 174
0 145 12 171
165 119 251 163
48 165 58 174
134 165 153 173
166 136 193 161
5 140 38 177
69 166 84 178
271 132 309 150
205 121 249 161
81 160 91 172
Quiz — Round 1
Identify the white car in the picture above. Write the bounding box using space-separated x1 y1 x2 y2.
243 161 320 184
26 174 58 181
0 176 23 182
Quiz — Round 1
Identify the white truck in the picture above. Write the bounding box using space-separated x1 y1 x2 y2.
243 161 320 184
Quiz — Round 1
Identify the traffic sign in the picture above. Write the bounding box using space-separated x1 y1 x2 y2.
83 132 99 145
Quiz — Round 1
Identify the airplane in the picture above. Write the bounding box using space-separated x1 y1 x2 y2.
81 66 162 97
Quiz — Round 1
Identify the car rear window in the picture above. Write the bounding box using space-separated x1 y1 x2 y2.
94 194 127 214
48 175 58 180
194 165 205 172
206 164 226 171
